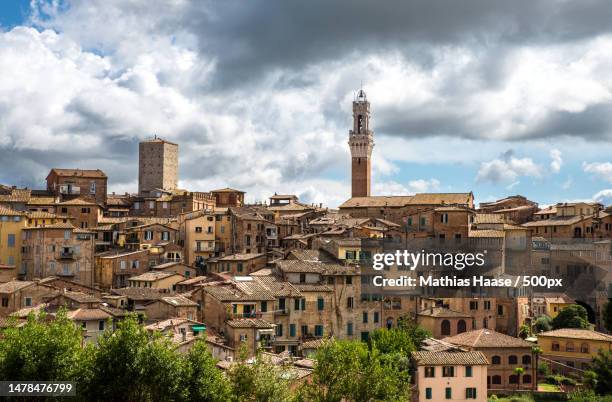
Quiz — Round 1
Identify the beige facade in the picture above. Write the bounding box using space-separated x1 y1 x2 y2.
21 224 95 286
412 351 488 402
179 210 215 266
94 249 151 289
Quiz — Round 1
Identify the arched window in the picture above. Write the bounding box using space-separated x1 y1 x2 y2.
508 355 518 365
580 343 589 353
492 375 502 384
522 355 531 365
441 320 451 336
457 319 466 334
491 356 501 365
509 375 518 384
566 342 574 352
552 342 560 351
523 374 532 384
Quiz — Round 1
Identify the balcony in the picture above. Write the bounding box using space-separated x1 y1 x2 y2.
58 250 75 259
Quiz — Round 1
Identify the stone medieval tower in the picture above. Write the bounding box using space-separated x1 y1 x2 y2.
138 136 179 195
348 89 374 197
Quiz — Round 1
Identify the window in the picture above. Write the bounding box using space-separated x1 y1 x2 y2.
290 324 296 337
523 375 532 384
120 261 126 270
347 322 353 336
275 324 283 337
552 342 560 351
373 311 379 323
144 231 153 240
1 297 8 307
425 388 432 400
161 231 169 241
278 298 286 311
315 325 323 337
445 387 452 399
134 202 140 210
195 227 202 233
580 343 589 353
508 355 517 365
346 276 353 285
99 320 105 331
361 331 369 342
345 250 356 260
81 207 90 214
492 375 501 384
497 305 504 315
407 217 413 226
7 234 15 247
362 312 368 323
301 325 308 336
25 297 32 307
261 301 267 313
465 366 472 377
441 320 450 336
237 263 243 273
299 273 306 283
347 297 354 309
149 201 154 209
566 342 574 352
317 297 324 311
64 230 71 240
491 356 501 365
441 213 448 224
509 375 518 384
424 367 435 377
420 217 426 226
442 366 454 377
470 301 478 310
522 355 531 365
484 300 491 310
466 388 477 399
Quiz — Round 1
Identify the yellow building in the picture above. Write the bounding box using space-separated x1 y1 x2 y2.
179 210 215 266
538 328 612 371
0 207 26 280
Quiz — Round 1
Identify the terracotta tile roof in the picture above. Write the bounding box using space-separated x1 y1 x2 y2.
418 307 471 318
293 284 333 292
0 206 24 216
111 287 167 301
48 168 107 178
27 196 57 206
522 215 588 227
226 318 274 329
129 271 182 282
301 337 329 349
468 230 505 238
23 222 76 230
218 253 266 261
0 280 35 294
178 276 209 285
211 187 245 193
288 249 337 263
0 188 31 203
474 213 507 224
538 328 612 342
63 291 102 304
339 193 472 209
67 308 112 321
443 329 533 348
252 276 302 297
412 351 489 366
421 337 465 352
277 260 356 276
161 295 198 307
58 198 99 206
25 211 60 219
96 249 148 258
534 206 557 215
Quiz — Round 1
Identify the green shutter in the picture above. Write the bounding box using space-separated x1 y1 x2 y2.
290 324 296 337
317 297 324 310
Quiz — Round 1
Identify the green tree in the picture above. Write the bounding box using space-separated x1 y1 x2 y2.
514 367 524 390
181 340 232 402
79 314 185 402
0 309 83 381
551 305 589 329
369 327 415 355
228 345 293 402
533 315 552 333
397 319 430 348
590 349 612 396
519 324 530 339
303 339 410 402
603 299 612 333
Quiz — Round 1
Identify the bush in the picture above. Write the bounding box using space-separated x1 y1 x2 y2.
537 362 550 376
560 376 577 386
545 375 562 385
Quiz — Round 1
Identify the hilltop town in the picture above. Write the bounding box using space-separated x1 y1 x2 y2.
1 90 611 400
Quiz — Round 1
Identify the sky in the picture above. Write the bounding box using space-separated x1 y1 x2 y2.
2 1 612 208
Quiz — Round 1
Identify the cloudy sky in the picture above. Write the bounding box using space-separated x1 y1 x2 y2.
2 1 612 207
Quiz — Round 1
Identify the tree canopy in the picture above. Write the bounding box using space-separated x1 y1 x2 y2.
551 304 590 330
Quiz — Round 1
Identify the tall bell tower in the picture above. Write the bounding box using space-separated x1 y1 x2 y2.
348 89 374 197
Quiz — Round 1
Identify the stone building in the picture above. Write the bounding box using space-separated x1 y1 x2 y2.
21 223 96 286
211 188 245 208
138 137 179 195
443 329 536 391
412 350 488 402
537 328 612 373
0 280 57 317
178 210 215 267
348 89 374 197
94 249 151 289
56 197 103 229
207 253 267 275
46 168 108 205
